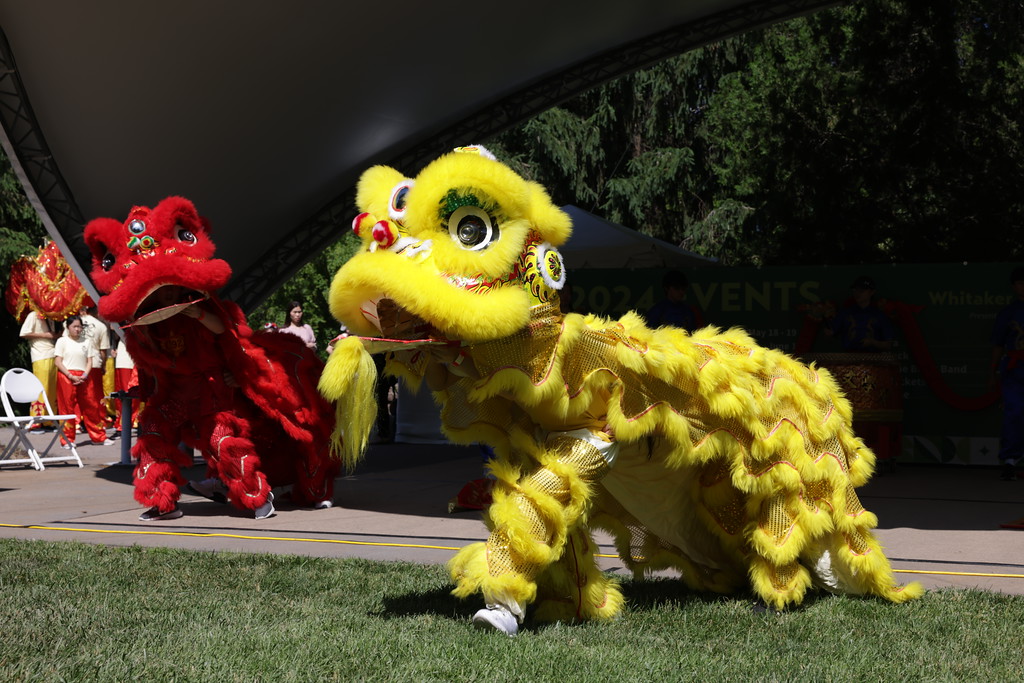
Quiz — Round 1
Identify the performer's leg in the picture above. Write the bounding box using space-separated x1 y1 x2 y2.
534 525 623 624
114 368 129 435
43 358 57 405
286 435 338 508
55 370 78 443
999 374 1024 477
116 367 142 426
201 412 274 516
450 430 616 633
102 357 117 423
133 417 191 518
31 357 56 422
78 378 108 443
290 456 337 508
86 371 107 436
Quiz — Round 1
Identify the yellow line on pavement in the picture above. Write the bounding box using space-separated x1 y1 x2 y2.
889 568 1024 579
0 522 460 551
3 523 1023 579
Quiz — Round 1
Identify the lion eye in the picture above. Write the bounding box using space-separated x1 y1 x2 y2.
177 226 197 244
101 252 116 271
448 206 498 251
388 180 415 224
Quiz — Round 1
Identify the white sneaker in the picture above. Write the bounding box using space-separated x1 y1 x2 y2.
186 478 228 504
254 491 275 520
472 606 519 636
139 505 183 521
314 499 333 509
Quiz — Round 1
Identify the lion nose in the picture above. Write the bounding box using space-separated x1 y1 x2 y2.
351 212 371 237
371 220 398 249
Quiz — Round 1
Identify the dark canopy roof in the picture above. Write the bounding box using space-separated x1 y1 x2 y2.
560 206 717 270
0 0 836 311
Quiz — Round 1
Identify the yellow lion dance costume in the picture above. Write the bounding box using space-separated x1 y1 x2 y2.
320 145 922 635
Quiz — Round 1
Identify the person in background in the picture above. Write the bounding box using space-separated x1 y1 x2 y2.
991 266 1024 481
112 337 142 437
371 353 397 444
53 315 112 446
643 270 704 332
325 324 348 355
828 275 896 352
79 306 113 432
278 301 316 351
19 309 59 429
103 325 120 427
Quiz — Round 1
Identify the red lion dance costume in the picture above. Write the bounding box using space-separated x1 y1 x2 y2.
84 197 339 520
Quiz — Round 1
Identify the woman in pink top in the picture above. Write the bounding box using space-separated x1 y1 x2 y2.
278 300 316 351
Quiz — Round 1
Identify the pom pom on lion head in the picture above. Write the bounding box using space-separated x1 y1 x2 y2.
83 196 232 326
327 145 572 343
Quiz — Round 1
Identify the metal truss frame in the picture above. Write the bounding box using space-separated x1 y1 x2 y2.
0 29 98 300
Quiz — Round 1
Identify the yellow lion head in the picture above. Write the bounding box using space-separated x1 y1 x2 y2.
327 146 572 343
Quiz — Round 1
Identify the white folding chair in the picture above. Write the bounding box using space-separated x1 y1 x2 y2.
1 368 83 470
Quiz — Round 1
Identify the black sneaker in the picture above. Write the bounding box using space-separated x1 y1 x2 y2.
138 505 183 521
1000 463 1016 481
254 491 275 520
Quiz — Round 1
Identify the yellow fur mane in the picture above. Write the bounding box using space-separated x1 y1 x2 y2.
322 146 922 617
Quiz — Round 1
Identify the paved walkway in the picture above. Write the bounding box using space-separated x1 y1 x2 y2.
2 427 1023 597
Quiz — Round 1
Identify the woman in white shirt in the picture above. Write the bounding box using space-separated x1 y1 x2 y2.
113 338 142 431
54 315 111 445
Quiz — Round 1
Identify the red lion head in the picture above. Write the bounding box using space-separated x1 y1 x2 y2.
84 196 232 325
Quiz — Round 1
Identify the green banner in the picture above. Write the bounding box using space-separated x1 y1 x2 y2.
569 263 1017 466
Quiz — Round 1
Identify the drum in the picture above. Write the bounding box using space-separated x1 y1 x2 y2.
801 352 903 465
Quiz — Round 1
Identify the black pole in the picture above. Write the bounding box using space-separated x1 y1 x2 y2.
109 391 134 467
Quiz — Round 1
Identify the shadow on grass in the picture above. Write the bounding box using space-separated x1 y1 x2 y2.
613 578 831 616
374 575 823 631
377 585 477 621
620 578 740 611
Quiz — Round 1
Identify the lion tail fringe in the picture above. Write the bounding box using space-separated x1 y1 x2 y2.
317 335 378 469
820 532 926 605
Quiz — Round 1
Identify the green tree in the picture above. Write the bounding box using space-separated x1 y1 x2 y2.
0 149 48 371
492 41 749 250
0 151 46 273
705 0 1024 265
493 0 1024 267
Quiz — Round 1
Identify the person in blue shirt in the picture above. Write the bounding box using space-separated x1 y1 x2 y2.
991 266 1024 481
829 275 896 352
644 270 704 332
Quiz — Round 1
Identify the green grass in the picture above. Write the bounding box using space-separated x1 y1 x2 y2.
1 539 1022 681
